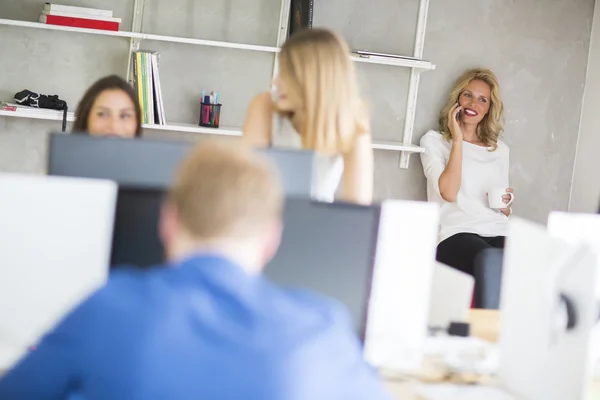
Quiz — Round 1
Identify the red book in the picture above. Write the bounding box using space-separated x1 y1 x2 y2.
39 14 119 31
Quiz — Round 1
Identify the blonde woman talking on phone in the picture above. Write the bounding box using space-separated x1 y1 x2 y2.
243 28 373 205
420 68 514 277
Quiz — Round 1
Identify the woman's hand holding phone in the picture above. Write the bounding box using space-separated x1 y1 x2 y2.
447 103 463 141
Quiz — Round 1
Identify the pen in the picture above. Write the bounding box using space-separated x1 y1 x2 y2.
203 95 210 125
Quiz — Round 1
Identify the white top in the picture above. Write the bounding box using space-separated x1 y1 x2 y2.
271 113 344 202
419 130 510 243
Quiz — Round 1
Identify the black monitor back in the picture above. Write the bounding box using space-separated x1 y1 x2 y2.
48 133 315 196
110 187 165 267
110 188 380 336
267 197 381 337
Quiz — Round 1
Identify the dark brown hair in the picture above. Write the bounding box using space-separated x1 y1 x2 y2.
73 75 142 137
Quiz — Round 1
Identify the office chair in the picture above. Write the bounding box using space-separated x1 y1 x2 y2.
473 248 505 309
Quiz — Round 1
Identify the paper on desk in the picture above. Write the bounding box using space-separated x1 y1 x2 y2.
416 384 516 400
422 336 499 375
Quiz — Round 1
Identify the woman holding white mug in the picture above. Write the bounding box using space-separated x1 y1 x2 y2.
420 68 513 277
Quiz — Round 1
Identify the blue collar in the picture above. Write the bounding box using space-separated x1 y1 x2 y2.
170 253 260 290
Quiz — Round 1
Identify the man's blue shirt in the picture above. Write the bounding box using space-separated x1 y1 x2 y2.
0 254 391 399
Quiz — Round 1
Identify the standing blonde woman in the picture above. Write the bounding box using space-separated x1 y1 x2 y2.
243 28 373 205
420 68 514 277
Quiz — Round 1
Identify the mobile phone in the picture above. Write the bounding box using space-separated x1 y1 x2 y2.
455 103 461 121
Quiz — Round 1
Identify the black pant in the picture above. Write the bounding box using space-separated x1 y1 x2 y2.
436 233 506 276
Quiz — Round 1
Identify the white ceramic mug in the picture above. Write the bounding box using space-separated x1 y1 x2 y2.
488 188 514 209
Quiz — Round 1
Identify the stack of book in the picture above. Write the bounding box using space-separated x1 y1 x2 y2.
38 3 121 31
132 51 166 125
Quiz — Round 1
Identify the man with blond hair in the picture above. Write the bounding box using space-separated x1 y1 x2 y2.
0 140 391 400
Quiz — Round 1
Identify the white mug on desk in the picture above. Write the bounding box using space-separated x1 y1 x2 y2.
488 188 514 209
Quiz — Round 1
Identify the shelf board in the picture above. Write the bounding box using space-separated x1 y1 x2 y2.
0 19 437 69
142 122 242 137
143 124 424 152
0 18 279 53
371 141 425 153
351 55 435 70
133 32 278 53
0 18 135 39
0 109 75 123
0 112 424 153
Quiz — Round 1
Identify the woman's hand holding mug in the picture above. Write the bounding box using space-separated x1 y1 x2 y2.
487 187 514 217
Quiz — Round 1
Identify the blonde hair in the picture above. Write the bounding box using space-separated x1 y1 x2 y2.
439 68 504 150
277 28 368 155
168 139 283 239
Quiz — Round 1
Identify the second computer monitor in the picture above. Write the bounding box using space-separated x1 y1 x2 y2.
48 133 316 197
267 197 380 337
110 187 380 337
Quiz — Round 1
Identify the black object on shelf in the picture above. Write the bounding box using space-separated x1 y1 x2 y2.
199 103 221 128
288 0 314 37
14 89 68 132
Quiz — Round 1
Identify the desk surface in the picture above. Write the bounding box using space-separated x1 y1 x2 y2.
383 309 600 400
2 309 596 399
383 309 500 399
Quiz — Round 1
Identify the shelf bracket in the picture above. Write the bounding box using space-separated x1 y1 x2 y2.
271 0 291 80
126 0 146 83
399 0 430 169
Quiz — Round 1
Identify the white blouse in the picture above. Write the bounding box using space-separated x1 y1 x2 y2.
419 130 510 243
271 113 344 203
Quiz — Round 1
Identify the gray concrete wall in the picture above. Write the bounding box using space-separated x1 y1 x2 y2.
570 0 600 213
0 0 595 222
421 0 593 224
314 0 594 222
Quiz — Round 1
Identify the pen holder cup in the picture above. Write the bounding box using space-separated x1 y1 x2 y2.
199 103 222 128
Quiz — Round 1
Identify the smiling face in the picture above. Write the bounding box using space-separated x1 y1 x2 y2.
457 79 491 125
87 89 138 138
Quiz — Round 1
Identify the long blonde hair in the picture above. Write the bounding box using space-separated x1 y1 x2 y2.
277 28 368 155
439 68 504 150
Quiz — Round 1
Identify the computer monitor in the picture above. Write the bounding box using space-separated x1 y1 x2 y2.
109 187 380 337
499 218 598 400
267 197 380 337
111 187 441 368
548 211 600 300
110 187 165 267
48 133 315 196
0 174 116 370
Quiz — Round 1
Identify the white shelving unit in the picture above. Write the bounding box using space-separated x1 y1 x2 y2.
0 109 75 123
0 0 433 164
399 0 431 168
143 122 243 137
0 109 424 153
351 55 434 70
0 17 433 69
0 18 280 53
